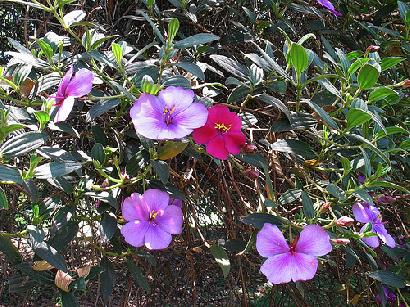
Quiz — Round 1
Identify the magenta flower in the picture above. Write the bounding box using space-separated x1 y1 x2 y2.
352 202 396 249
256 224 332 284
120 189 183 250
192 105 246 160
50 67 93 122
317 0 342 17
130 86 208 140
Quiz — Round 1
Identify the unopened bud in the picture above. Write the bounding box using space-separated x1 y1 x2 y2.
245 167 260 179
331 238 350 245
377 195 396 204
366 45 380 52
242 143 257 153
319 202 331 213
336 216 355 227
403 80 410 88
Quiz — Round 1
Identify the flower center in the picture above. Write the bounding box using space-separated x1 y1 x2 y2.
214 123 231 133
163 106 176 125
149 210 159 221
289 236 299 254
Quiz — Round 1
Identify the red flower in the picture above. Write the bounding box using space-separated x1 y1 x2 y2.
192 105 246 160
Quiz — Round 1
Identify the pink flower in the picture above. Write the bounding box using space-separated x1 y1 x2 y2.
192 105 246 160
51 67 93 122
256 224 332 284
120 189 183 250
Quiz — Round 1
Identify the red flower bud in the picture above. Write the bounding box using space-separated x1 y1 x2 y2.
242 143 257 153
320 202 331 213
403 80 410 88
366 45 380 52
244 167 260 179
331 238 350 245
336 216 355 227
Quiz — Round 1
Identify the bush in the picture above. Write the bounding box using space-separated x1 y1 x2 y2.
0 0 409 305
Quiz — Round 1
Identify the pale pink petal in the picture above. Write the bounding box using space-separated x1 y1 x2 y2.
360 224 380 248
295 225 332 257
57 67 73 98
173 102 208 129
192 125 217 145
65 68 94 98
144 224 173 250
156 205 183 234
122 193 149 221
143 189 169 212
53 96 75 122
256 223 289 257
260 252 318 284
205 135 229 160
224 131 246 155
158 86 194 111
120 220 149 247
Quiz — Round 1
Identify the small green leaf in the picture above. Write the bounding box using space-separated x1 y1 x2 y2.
368 87 398 103
167 18 180 43
174 33 219 49
126 259 150 291
111 43 123 67
358 64 379 90
300 191 315 218
91 143 105 164
157 141 188 160
0 188 8 209
346 109 372 129
241 213 284 229
289 43 309 73
209 245 230 278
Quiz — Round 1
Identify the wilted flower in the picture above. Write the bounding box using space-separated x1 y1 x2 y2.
366 45 380 53
317 0 342 17
121 189 183 250
375 286 397 305
130 86 208 140
403 80 410 88
256 224 332 284
352 202 395 248
331 238 350 245
377 195 396 204
192 104 246 160
336 216 355 227
51 67 93 122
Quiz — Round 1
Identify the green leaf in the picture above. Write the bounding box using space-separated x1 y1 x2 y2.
126 259 150 291
380 57 404 71
366 180 409 193
0 132 47 158
288 43 309 73
63 10 86 27
358 64 379 90
348 134 389 165
34 111 50 128
278 189 302 204
35 161 82 179
167 18 180 43
0 165 23 184
111 43 123 66
60 291 79 307
326 184 346 200
300 191 315 218
151 160 169 184
174 62 205 80
368 270 406 288
37 39 54 60
86 99 120 121
174 33 219 49
100 256 115 304
48 221 79 252
308 101 339 129
269 139 316 160
368 87 398 103
209 245 230 278
210 54 249 80
100 213 118 241
347 58 369 76
241 213 284 229
157 141 188 160
91 143 105 164
346 109 372 129
257 94 291 120
0 234 22 265
0 188 8 209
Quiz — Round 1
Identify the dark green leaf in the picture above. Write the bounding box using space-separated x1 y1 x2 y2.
91 143 105 164
35 161 82 179
209 245 230 278
0 165 23 184
308 101 339 129
174 62 205 80
0 234 22 265
269 139 315 160
300 191 315 218
358 64 379 90
210 54 249 80
368 270 406 288
100 256 115 304
151 160 169 184
174 33 219 49
0 132 47 158
126 259 150 291
241 213 284 229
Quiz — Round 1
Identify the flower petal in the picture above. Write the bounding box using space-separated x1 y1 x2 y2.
65 68 93 98
53 96 75 122
360 224 380 248
295 225 332 256
352 203 372 223
192 125 218 145
156 205 183 234
256 223 289 257
224 131 246 155
156 123 193 140
206 104 242 131
260 252 318 284
143 189 169 212
120 220 149 248
205 135 229 160
122 193 149 221
158 86 194 111
57 67 73 98
173 102 208 129
373 223 396 248
144 224 173 250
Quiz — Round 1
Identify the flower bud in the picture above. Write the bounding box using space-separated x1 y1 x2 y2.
403 80 410 88
377 195 395 204
244 167 260 179
336 216 355 227
366 45 380 52
331 238 350 245
242 143 257 153
319 202 331 213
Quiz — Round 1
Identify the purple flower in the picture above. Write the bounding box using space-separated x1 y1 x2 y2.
51 67 93 122
358 175 366 185
168 197 183 208
317 0 342 17
256 224 332 284
130 86 208 140
120 189 183 250
352 202 396 249
375 286 396 305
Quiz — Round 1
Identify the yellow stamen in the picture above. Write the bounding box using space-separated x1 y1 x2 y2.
214 123 231 132
149 210 159 220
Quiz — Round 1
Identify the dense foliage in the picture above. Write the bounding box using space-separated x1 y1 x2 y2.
0 0 409 305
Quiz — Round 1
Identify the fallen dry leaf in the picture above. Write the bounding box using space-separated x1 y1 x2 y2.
55 270 73 292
